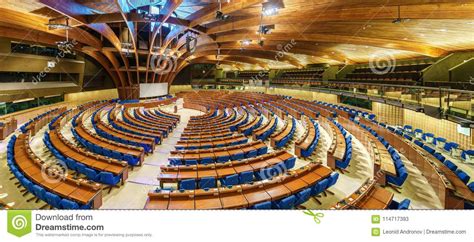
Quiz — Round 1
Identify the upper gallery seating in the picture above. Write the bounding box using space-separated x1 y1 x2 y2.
343 63 432 85
271 68 325 85
236 71 269 81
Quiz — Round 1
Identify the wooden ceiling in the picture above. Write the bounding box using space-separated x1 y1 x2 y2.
0 0 474 87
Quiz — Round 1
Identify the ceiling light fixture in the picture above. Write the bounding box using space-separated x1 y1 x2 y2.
258 24 275 35
216 0 230 20
46 17 72 30
262 0 285 16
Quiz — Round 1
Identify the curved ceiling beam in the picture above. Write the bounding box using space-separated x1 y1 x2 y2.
38 0 130 86
215 32 447 57
188 0 264 27
161 0 265 56
82 50 121 88
188 58 244 70
206 3 474 35
146 0 183 83
187 49 302 68
116 0 140 84
195 42 351 64
0 7 102 50
0 25 120 88
193 55 268 69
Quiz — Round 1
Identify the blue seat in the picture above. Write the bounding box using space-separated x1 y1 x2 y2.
65 158 77 171
220 174 239 187
274 195 296 209
398 199 411 209
60 199 80 209
256 146 268 155
75 162 87 175
99 172 121 185
252 201 272 209
185 159 198 166
327 172 339 188
200 157 214 165
311 179 329 196
468 182 474 192
231 151 245 160
124 154 139 166
386 166 408 187
455 170 470 184
216 154 230 163
295 188 311 206
179 179 196 190
45 192 62 208
255 168 273 180
32 185 46 201
284 156 296 170
443 160 458 171
414 140 424 147
84 168 99 181
246 149 258 158
199 177 216 189
239 171 254 184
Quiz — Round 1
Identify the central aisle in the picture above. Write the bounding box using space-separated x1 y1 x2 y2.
100 106 202 209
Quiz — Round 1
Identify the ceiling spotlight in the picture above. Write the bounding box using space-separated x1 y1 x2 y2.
262 0 285 16
216 0 230 20
240 39 252 46
258 24 275 35
46 17 71 30
216 11 230 20
186 35 197 53
142 13 158 22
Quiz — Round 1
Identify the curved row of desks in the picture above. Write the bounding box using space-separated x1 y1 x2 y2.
146 163 333 209
12 132 102 208
169 141 268 165
159 151 295 185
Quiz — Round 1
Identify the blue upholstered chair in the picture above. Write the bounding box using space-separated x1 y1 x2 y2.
455 170 471 184
252 201 272 209
60 199 80 209
295 188 311 206
239 171 254 184
199 177 216 189
274 195 296 209
99 172 121 186
220 174 239 187
179 179 196 190
45 192 62 208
